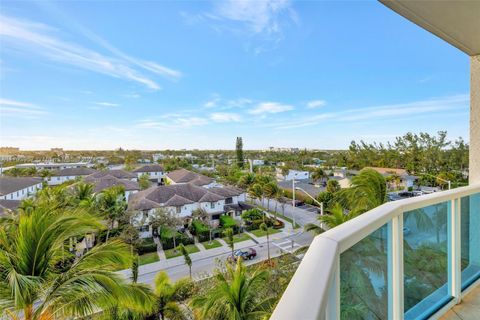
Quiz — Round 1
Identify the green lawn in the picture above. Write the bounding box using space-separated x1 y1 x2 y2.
138 252 159 266
250 227 282 238
202 239 222 250
164 244 200 259
223 232 252 244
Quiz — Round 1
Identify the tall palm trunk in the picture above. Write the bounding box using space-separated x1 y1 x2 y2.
24 305 33 320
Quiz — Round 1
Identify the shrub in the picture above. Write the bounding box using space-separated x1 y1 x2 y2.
160 227 194 250
190 220 211 242
241 208 264 221
136 238 157 255
219 215 239 233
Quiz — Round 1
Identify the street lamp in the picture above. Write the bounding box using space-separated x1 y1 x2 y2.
295 186 324 215
291 178 296 227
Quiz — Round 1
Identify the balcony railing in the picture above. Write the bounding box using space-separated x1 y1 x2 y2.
271 184 480 320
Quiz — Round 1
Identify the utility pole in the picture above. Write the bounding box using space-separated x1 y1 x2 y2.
291 178 296 227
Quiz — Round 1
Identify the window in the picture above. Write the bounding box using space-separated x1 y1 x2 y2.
211 214 220 220
138 225 149 232
210 202 215 209
176 206 182 214
225 197 233 204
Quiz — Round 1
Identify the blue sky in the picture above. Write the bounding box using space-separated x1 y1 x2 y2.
0 0 470 150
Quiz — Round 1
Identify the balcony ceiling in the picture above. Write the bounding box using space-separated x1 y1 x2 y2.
379 0 480 56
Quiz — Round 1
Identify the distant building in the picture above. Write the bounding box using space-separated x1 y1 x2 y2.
132 164 165 181
48 167 97 185
83 174 139 200
366 167 418 190
87 169 138 182
279 169 310 181
14 162 91 171
252 159 265 166
166 168 218 188
0 177 43 200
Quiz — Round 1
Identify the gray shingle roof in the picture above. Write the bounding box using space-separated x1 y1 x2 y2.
0 177 42 196
83 174 139 193
166 169 213 186
0 199 21 216
51 167 97 177
209 186 243 198
132 164 164 173
128 183 238 211
87 170 137 180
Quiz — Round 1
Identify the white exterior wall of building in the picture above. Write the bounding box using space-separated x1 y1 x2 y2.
0 182 43 200
132 192 246 237
136 171 164 179
48 175 80 185
285 170 310 181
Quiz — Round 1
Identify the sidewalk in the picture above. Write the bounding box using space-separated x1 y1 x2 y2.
126 238 258 276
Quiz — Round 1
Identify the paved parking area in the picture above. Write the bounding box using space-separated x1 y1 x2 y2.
296 203 319 214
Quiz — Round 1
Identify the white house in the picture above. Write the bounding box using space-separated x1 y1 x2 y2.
132 164 164 181
252 159 265 166
48 167 97 185
0 177 43 200
284 169 310 181
152 153 165 162
128 183 247 238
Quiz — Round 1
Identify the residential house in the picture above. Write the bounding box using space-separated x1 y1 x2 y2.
0 199 21 216
128 183 247 238
366 167 418 190
0 177 43 200
87 169 138 181
166 168 218 188
132 164 165 182
48 167 97 185
277 169 310 181
83 174 140 200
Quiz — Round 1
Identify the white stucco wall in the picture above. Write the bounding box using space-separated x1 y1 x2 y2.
470 56 479 184
0 182 42 200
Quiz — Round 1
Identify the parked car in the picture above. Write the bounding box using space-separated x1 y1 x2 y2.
227 248 257 262
293 200 304 207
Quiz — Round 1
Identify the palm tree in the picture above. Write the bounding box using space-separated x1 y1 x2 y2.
248 183 264 206
262 182 278 211
305 203 359 235
191 260 273 320
260 223 271 262
224 227 235 256
96 185 127 241
179 244 193 279
153 272 194 320
337 168 387 214
311 168 326 185
0 205 154 320
237 173 256 189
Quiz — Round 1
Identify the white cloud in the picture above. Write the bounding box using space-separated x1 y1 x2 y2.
0 14 182 90
95 102 120 107
270 94 469 130
306 100 327 109
203 95 253 110
0 98 46 118
210 112 241 122
136 115 209 130
214 0 294 35
248 102 294 115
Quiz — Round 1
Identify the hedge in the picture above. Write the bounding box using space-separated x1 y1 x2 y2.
190 220 211 242
136 238 157 255
160 227 194 250
220 215 239 234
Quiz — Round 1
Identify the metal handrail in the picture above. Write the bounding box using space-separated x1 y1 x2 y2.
270 184 480 320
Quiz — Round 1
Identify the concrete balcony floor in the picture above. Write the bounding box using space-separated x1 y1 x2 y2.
440 285 480 320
